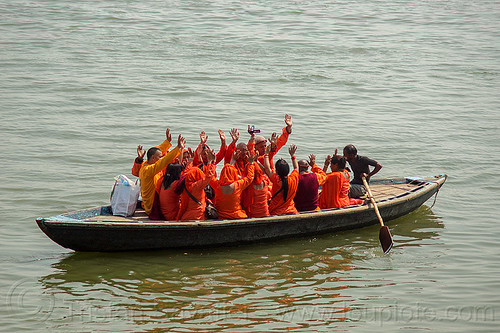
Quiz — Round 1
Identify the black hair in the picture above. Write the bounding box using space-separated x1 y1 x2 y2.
331 155 346 170
162 163 183 190
343 144 357 155
275 159 290 200
147 147 161 161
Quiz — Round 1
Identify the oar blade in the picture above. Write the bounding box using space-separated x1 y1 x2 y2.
379 226 393 254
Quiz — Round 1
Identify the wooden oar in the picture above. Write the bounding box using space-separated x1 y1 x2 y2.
362 176 393 254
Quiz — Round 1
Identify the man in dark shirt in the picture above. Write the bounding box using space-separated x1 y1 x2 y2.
343 144 382 198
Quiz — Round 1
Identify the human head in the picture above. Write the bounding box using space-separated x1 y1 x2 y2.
235 142 249 161
182 149 190 161
162 163 183 189
200 144 210 164
147 147 162 163
298 159 309 173
275 159 290 200
185 167 205 189
275 158 290 178
330 155 346 172
254 135 267 155
167 163 183 178
343 144 357 160
219 164 239 186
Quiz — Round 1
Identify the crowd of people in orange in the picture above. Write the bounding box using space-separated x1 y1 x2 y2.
132 114 382 221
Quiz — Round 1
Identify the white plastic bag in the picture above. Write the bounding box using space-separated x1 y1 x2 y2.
110 175 140 217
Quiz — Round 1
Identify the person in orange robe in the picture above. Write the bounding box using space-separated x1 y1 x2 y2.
139 134 185 216
223 128 253 178
213 151 256 220
158 163 183 220
132 128 174 177
176 150 217 221
192 129 227 166
223 128 242 164
264 144 300 215
315 154 364 209
178 148 194 173
246 113 293 172
244 162 272 218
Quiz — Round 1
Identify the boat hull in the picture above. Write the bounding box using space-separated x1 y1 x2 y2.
36 175 446 252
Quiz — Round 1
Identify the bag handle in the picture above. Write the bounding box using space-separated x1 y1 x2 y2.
110 180 118 201
185 187 202 205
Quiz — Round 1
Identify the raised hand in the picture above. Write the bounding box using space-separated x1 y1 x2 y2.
199 131 208 144
177 134 186 150
165 128 172 142
229 128 239 145
206 148 216 164
325 155 331 165
247 150 256 164
289 144 297 157
137 145 145 159
265 142 272 155
218 129 226 146
308 154 316 167
284 114 292 133
323 155 331 172
269 132 278 152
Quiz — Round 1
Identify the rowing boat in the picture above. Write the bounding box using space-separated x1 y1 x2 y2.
36 175 446 252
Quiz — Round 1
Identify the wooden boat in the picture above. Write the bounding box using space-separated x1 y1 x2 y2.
36 175 446 252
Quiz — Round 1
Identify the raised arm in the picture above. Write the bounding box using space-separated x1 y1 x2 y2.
151 134 185 175
310 154 327 185
205 148 216 165
215 129 227 164
263 144 273 178
218 129 227 147
137 145 145 160
284 113 292 134
323 155 331 173
132 145 146 177
247 125 256 152
200 130 208 145
224 128 239 164
289 144 298 171
158 128 173 154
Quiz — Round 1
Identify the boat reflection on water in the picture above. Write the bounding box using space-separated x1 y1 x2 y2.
39 206 443 331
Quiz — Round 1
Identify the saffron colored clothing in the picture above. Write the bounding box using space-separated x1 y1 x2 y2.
223 142 250 177
318 169 364 209
177 164 216 221
158 179 182 221
247 126 290 172
223 126 289 174
245 176 272 218
269 169 299 215
132 139 172 177
214 163 255 220
139 146 180 215
294 165 326 212
192 143 227 166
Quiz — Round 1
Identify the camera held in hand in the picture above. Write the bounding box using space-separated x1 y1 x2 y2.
248 125 261 135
